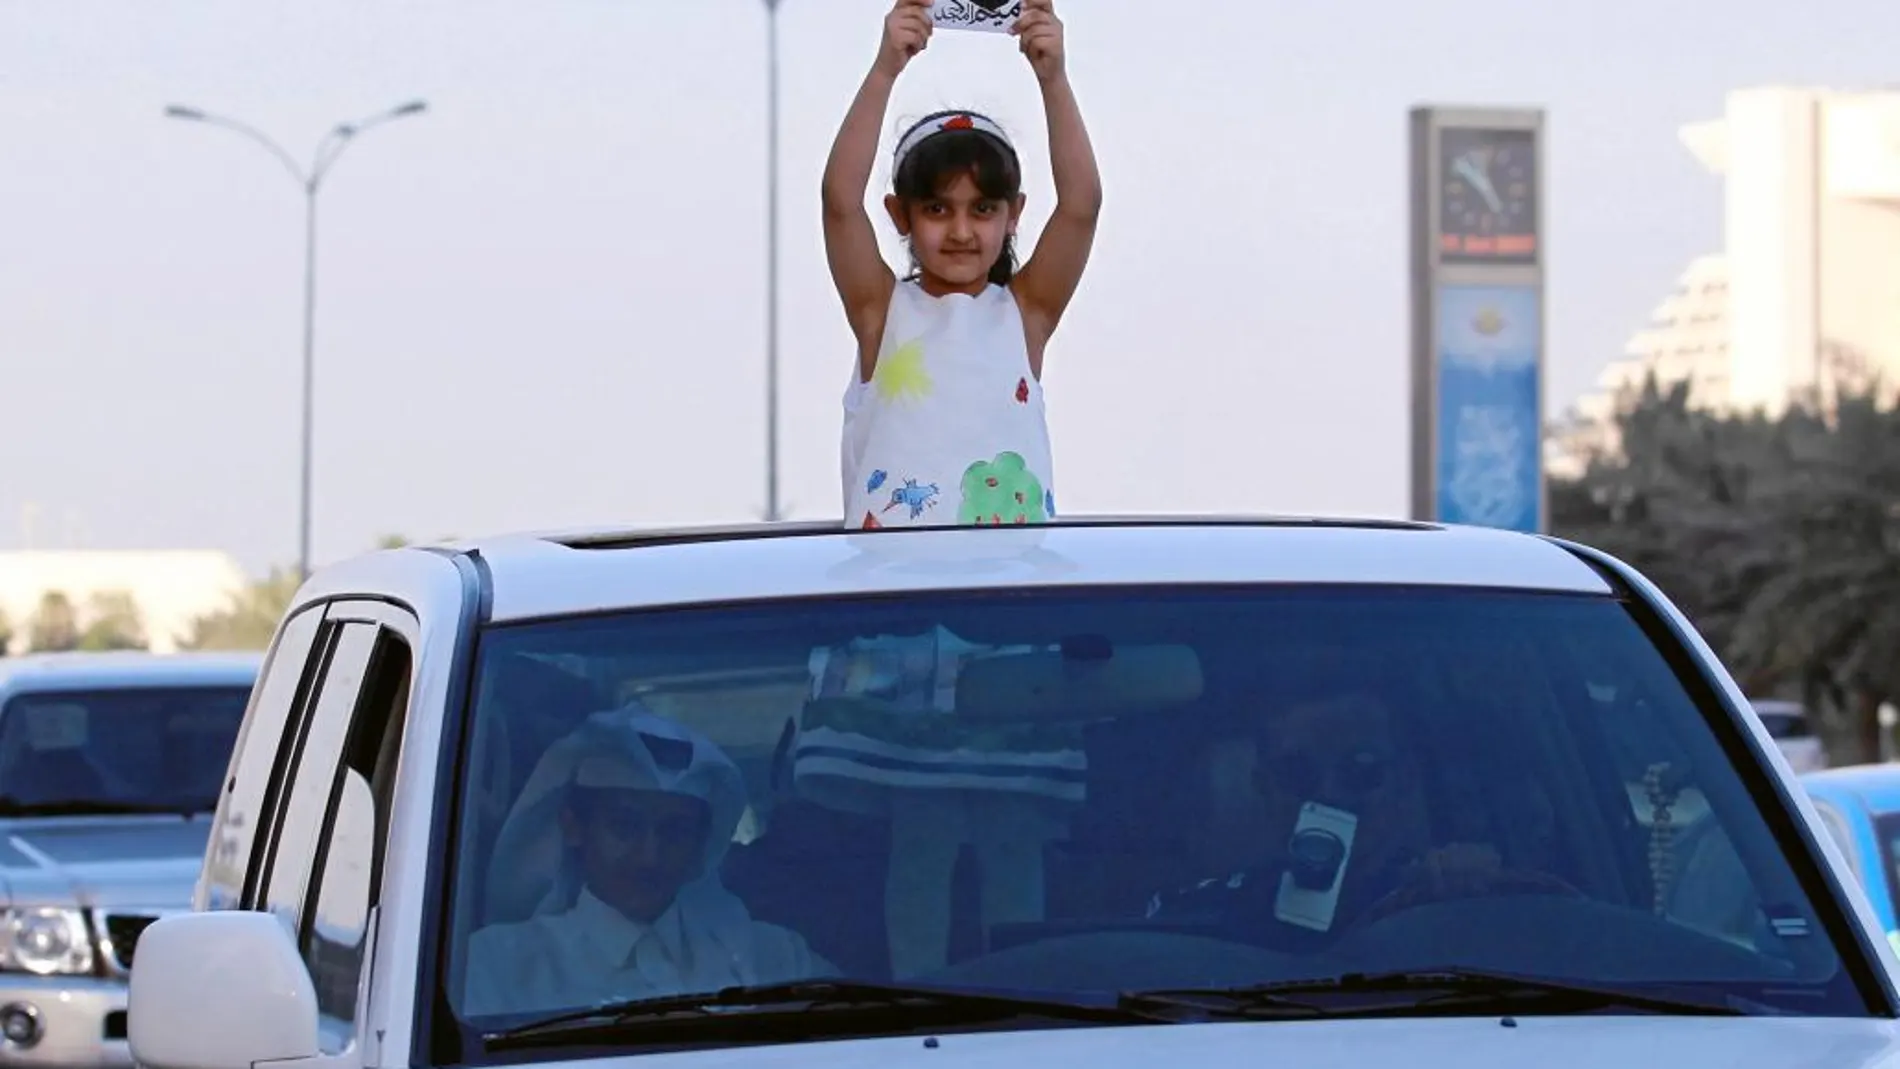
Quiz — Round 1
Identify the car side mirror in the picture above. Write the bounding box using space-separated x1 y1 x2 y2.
128 911 319 1069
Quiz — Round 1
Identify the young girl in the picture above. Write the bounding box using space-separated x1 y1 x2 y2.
822 0 1102 530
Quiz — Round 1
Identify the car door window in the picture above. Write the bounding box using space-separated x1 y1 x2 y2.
1813 800 1863 884
259 623 379 931
303 627 412 1050
206 606 323 912
247 611 418 1054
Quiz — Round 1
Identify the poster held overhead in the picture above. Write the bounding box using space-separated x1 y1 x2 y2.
930 0 1022 33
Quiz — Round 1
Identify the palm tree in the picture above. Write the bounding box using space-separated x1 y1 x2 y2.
1552 375 1900 763
1719 390 1900 762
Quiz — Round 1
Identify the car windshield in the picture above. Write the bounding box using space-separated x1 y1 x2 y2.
0 686 252 815
442 584 1867 1052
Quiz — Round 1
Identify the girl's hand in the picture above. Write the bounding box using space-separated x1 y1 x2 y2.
875 0 934 79
1010 0 1066 83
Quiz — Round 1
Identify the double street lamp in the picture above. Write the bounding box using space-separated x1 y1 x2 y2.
164 99 429 580
173 30 782 537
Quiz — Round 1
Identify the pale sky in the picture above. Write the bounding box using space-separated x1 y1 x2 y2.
3 0 1897 576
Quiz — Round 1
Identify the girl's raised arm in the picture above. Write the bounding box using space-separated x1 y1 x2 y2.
822 0 932 354
1008 0 1103 364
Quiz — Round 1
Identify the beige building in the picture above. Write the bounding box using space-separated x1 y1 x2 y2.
1552 85 1900 475
0 550 251 654
1549 256 1731 479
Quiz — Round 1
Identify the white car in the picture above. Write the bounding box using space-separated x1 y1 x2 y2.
123 518 1900 1069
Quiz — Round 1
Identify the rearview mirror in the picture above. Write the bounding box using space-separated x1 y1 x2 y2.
956 643 1204 720
129 912 319 1069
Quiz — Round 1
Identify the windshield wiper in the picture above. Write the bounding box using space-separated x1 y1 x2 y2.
484 978 1182 1050
1125 966 1758 1020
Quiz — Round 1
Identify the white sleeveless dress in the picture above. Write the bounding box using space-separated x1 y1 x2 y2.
840 280 1057 528
824 289 1074 975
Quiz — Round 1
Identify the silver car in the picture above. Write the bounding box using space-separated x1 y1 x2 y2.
0 652 259 1068
1752 699 1828 774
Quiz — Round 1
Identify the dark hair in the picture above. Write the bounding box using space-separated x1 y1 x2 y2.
892 110 1023 286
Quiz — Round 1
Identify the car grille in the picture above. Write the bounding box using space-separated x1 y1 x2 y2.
99 912 163 972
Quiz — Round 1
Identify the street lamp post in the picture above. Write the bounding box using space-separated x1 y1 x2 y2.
764 0 784 523
164 99 428 580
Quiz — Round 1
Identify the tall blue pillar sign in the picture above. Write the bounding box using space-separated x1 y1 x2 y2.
1409 107 1547 533
1435 285 1541 531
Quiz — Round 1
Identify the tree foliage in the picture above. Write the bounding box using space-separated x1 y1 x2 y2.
175 568 302 652
26 591 81 653
174 535 434 653
78 590 148 651
2 534 436 658
11 590 151 654
1552 374 1900 763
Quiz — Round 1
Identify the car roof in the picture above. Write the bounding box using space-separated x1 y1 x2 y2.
1803 765 1900 815
0 651 263 697
301 515 1619 625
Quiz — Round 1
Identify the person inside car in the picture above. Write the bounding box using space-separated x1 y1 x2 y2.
462 705 832 1015
1145 680 1577 948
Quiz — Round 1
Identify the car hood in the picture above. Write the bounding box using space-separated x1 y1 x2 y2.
580 1015 1900 1069
0 816 210 909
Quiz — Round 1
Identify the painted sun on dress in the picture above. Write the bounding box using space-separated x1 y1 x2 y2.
873 340 933 403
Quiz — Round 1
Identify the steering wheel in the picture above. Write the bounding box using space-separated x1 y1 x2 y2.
1355 848 1587 928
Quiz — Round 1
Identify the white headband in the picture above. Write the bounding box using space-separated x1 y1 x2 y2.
893 111 1015 177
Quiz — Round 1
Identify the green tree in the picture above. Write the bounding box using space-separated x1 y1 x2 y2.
78 590 148 652
174 536 455 653
1553 377 1782 655
1715 389 1900 763
1552 374 1900 764
175 568 301 652
26 591 80 653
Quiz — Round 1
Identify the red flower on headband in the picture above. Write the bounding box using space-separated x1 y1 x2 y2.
943 115 975 131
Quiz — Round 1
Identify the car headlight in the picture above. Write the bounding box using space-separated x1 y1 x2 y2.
0 909 93 976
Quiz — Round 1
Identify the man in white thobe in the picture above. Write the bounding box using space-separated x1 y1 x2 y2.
462 706 830 1017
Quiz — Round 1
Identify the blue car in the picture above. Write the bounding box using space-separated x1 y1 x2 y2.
1802 764 1900 952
